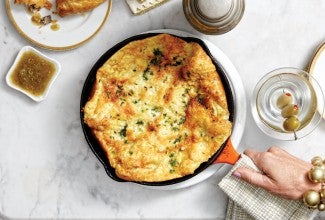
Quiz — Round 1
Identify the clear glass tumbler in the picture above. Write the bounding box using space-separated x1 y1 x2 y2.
251 67 325 140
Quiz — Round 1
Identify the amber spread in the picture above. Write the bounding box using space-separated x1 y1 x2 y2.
10 51 56 96
50 22 60 31
31 12 42 26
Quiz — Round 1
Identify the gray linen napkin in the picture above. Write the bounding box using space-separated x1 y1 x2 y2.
218 154 315 220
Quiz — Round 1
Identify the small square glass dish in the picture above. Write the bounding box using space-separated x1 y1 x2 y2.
6 46 61 102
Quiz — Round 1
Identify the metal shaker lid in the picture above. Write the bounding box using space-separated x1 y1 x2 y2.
183 0 245 35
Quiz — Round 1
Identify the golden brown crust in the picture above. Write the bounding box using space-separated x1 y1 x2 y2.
83 34 232 182
56 0 106 17
14 0 52 10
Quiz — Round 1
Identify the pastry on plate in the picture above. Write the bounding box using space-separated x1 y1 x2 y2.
56 0 106 17
14 0 52 10
83 34 232 182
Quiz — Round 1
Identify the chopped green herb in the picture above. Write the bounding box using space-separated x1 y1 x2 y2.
172 60 182 66
119 124 127 138
169 153 178 169
150 58 159 65
182 101 188 110
154 48 163 56
151 48 163 65
128 90 134 96
173 136 182 144
142 73 149 81
169 56 183 66
136 120 144 125
151 106 161 112
198 94 205 104
169 159 177 167
142 67 153 80
178 117 185 125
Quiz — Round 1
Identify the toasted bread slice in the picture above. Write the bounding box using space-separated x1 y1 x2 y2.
56 0 106 17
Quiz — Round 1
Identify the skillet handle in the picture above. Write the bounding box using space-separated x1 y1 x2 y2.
213 139 240 165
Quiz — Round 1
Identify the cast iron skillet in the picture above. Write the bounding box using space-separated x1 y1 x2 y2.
80 32 235 186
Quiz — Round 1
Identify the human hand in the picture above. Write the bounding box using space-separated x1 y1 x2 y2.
232 147 321 200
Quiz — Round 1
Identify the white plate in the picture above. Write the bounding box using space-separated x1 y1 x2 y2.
6 0 112 50
6 46 61 102
308 41 325 119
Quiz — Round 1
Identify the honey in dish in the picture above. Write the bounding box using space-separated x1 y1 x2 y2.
10 51 56 97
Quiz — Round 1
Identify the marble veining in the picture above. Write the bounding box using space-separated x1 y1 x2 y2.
1 0 325 219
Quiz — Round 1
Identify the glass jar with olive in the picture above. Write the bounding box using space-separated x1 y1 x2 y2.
251 67 324 141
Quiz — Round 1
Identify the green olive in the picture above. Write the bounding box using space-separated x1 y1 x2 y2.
281 104 299 118
276 92 293 109
283 116 300 131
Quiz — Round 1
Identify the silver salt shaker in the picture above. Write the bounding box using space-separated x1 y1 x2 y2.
183 0 245 34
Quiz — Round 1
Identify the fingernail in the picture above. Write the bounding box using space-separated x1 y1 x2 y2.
232 171 241 178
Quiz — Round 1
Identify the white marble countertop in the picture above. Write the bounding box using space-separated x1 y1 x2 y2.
1 0 325 219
